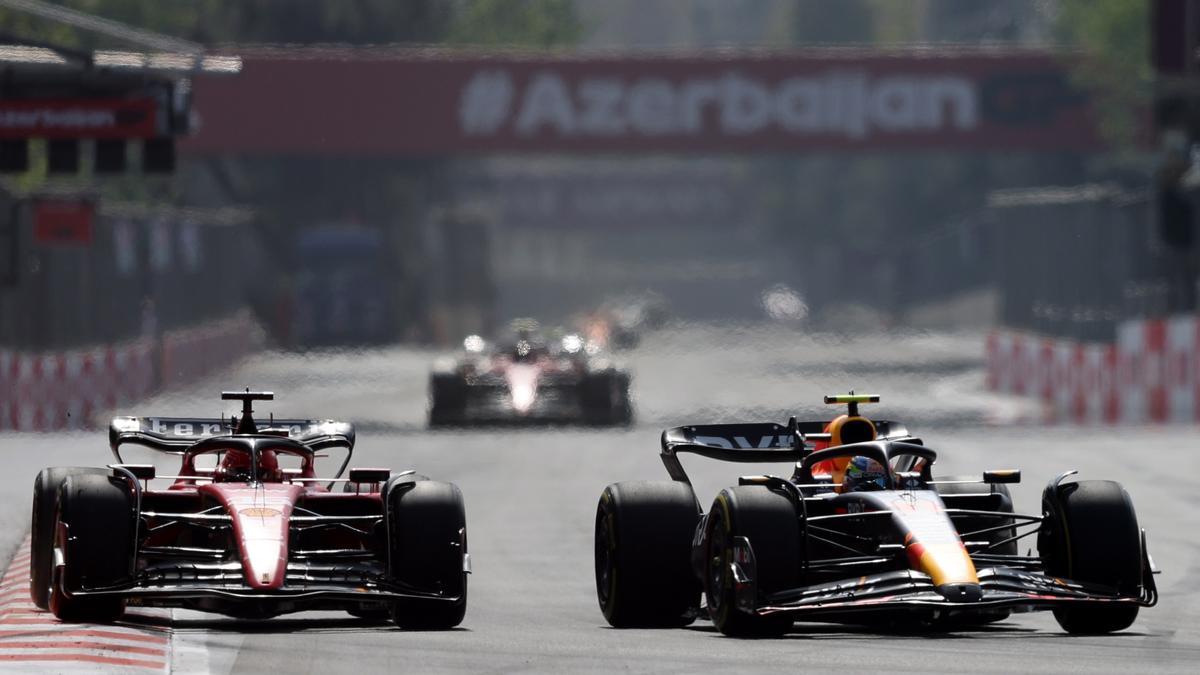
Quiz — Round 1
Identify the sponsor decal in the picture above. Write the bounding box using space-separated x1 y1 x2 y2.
142 417 340 438
186 52 1099 154
240 507 281 518
694 434 792 449
0 98 158 139
148 418 229 436
460 69 978 141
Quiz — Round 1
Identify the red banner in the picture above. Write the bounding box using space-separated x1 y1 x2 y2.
0 99 158 139
185 49 1101 155
33 199 94 245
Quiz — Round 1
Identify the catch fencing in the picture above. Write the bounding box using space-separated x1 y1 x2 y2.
0 198 253 351
986 184 1157 343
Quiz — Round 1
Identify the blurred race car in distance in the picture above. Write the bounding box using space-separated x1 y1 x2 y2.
31 390 469 629
429 322 632 427
581 291 669 351
594 394 1158 636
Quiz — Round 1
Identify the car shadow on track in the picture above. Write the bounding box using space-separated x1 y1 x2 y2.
124 613 472 634
680 622 1149 641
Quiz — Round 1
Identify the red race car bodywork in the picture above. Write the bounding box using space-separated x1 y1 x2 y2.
31 391 469 628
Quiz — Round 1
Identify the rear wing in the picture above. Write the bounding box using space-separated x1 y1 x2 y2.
659 418 916 484
108 416 356 459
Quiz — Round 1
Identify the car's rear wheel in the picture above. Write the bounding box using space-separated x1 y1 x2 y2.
705 486 798 637
1040 479 1142 634
387 480 468 629
30 467 109 609
48 474 134 622
594 481 700 627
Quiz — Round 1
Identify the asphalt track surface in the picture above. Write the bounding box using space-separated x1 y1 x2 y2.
1 325 1198 673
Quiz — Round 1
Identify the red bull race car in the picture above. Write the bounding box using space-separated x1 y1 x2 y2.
29 390 468 628
428 327 632 427
594 394 1158 636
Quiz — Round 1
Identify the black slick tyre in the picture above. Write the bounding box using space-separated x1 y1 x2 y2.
1040 480 1142 634
705 486 798 637
428 374 467 427
30 467 108 610
581 372 631 426
48 474 134 622
387 480 468 629
594 481 700 627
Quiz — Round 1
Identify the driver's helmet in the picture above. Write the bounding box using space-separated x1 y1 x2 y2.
811 414 878 478
841 455 888 493
215 448 253 483
514 339 535 362
258 449 282 482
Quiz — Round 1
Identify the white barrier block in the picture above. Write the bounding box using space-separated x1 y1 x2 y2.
1166 315 1199 423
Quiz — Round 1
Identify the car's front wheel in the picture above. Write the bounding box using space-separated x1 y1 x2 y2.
386 480 468 629
48 474 134 622
30 466 109 610
1040 479 1142 634
705 486 798 637
428 374 468 427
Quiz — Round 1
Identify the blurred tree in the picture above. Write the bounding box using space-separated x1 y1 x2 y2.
447 0 581 47
0 1 453 46
788 0 874 44
1055 0 1151 151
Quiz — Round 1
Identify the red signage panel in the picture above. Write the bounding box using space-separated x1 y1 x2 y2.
184 49 1101 155
0 99 158 140
33 199 94 245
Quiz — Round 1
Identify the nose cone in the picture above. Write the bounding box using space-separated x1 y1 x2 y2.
506 365 539 414
200 483 301 590
936 583 983 603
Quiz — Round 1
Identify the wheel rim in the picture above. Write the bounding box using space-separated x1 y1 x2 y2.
595 508 616 608
706 510 731 617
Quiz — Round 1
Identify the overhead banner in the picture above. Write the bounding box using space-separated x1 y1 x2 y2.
185 49 1101 155
0 99 158 139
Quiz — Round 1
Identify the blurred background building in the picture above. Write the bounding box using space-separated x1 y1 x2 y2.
0 0 1191 361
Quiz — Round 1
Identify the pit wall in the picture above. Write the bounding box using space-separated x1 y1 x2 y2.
0 310 261 431
986 315 1199 424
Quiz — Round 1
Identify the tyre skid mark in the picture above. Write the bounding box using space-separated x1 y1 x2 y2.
0 535 171 673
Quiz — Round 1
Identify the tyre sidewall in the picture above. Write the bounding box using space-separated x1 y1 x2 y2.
594 481 700 627
705 486 798 636
1040 480 1142 633
30 467 108 609
386 480 468 628
50 474 134 621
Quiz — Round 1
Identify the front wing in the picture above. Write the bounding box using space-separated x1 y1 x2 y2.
57 560 465 610
731 534 1158 619
746 567 1155 618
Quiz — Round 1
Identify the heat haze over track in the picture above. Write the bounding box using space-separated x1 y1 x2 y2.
0 326 1196 673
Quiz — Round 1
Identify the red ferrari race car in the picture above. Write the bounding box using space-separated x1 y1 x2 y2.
429 326 632 427
594 394 1159 636
29 390 469 628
